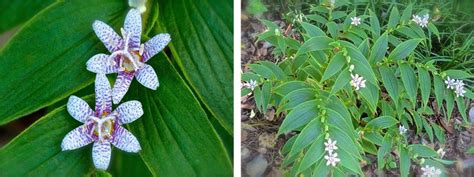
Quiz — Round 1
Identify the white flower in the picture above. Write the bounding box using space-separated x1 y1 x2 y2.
351 17 362 26
324 152 340 167
349 64 355 72
436 148 445 158
324 138 338 153
399 125 407 135
454 80 466 97
445 76 456 89
412 14 429 28
421 165 442 177
248 79 258 91
350 74 366 90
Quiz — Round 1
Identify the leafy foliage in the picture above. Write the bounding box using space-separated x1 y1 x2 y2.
0 0 232 176
242 1 472 176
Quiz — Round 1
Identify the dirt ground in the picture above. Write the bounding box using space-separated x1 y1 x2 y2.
240 3 474 177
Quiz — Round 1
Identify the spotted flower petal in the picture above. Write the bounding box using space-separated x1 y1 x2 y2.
61 125 93 150
111 126 141 152
95 74 112 115
92 21 123 52
124 8 142 50
115 100 143 124
136 64 159 90
143 33 171 62
92 142 112 170
67 96 94 123
86 54 118 74
112 73 134 104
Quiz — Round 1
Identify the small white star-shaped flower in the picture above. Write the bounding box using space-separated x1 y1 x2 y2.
324 152 340 167
399 125 407 135
412 14 429 28
445 76 456 89
421 165 442 177
324 138 338 153
351 17 362 26
454 80 466 97
248 79 258 91
350 74 366 90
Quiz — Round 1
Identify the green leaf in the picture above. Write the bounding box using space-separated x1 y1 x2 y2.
366 116 398 130
359 82 380 113
260 61 287 80
432 124 446 144
330 68 351 95
248 63 275 79
379 66 399 104
369 9 380 38
0 0 56 33
0 97 93 176
94 170 112 177
321 52 345 82
109 151 153 177
387 6 400 30
428 23 440 40
369 32 388 63
377 134 392 170
422 118 434 142
418 67 431 108
298 135 324 172
399 145 410 177
289 119 323 159
413 111 423 134
0 0 128 125
300 21 325 37
278 100 319 135
326 21 338 38
446 91 454 121
274 81 309 96
338 147 363 175
388 39 422 61
444 69 472 79
154 0 233 133
433 75 445 110
347 47 378 85
296 36 333 56
408 144 437 157
400 4 413 23
278 88 317 114
261 81 272 112
125 54 232 176
399 63 418 105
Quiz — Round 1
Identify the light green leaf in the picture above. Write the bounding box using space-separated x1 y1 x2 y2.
248 63 274 79
399 145 410 177
379 66 399 104
330 68 351 95
422 118 434 142
278 100 319 135
348 47 378 85
387 6 400 30
432 124 445 144
289 119 322 158
260 61 287 80
274 81 309 96
433 75 445 110
399 63 418 105
444 70 472 79
409 144 437 157
388 39 422 61
296 36 333 56
400 4 413 23
321 52 345 82
154 0 233 133
298 135 324 172
369 32 388 63
366 116 398 130
278 88 317 114
300 21 325 37
418 67 431 108
326 21 338 38
0 0 128 125
369 9 380 38
125 54 232 176
377 134 392 170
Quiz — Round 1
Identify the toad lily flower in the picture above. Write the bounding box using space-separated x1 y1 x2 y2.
87 8 171 104
61 74 143 170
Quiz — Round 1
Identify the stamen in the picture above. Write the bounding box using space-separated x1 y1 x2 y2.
139 44 144 56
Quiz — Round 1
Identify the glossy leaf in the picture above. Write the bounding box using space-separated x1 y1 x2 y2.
154 0 233 133
388 39 422 61
0 0 128 125
125 54 232 176
0 0 56 33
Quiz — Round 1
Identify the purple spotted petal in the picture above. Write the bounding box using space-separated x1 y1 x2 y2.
115 100 143 124
92 141 112 170
95 74 112 116
92 20 123 52
124 9 142 50
67 96 93 123
143 33 171 62
111 125 141 152
136 64 159 90
61 125 93 150
86 54 118 74
112 72 134 104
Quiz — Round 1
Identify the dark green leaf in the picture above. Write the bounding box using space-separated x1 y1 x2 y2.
330 68 350 95
387 6 400 29
298 135 324 172
399 145 410 177
418 67 431 108
366 116 398 130
300 22 325 37
399 63 418 105
0 0 56 33
408 144 437 157
379 66 399 104
444 70 472 79
433 75 445 110
154 0 233 133
322 52 345 82
369 32 388 63
369 9 380 37
296 36 333 56
278 100 319 135
290 119 323 161
400 4 413 23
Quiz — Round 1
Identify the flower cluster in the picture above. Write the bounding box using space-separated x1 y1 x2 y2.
445 76 466 97
350 16 362 26
61 8 170 170
349 65 366 91
412 14 429 28
421 165 442 177
323 138 340 167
